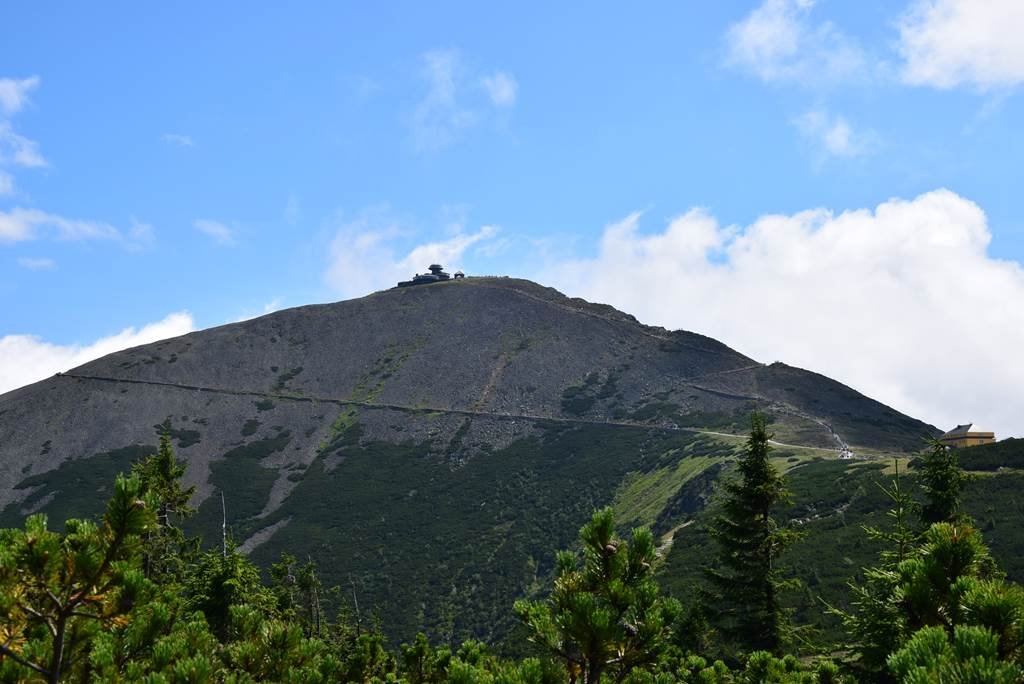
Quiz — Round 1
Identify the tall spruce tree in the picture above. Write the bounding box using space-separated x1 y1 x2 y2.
917 439 969 526
706 412 800 655
837 461 919 676
131 425 196 583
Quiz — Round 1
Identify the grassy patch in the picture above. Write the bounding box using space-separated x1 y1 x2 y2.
614 455 716 531
352 346 417 402
318 409 360 454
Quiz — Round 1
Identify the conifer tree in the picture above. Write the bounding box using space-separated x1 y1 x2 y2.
400 632 452 684
837 461 918 675
514 508 681 684
865 461 917 565
131 425 196 583
888 624 1022 684
271 552 325 638
883 523 1024 681
706 412 800 656
0 474 155 682
916 439 969 526
840 467 1024 682
183 543 276 641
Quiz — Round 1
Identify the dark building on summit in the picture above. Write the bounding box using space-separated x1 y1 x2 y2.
397 264 463 287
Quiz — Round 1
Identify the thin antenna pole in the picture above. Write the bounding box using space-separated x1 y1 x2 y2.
349 574 362 635
220 491 227 558
308 555 322 638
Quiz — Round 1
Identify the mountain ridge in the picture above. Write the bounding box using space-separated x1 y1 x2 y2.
0 276 942 643
0 276 936 511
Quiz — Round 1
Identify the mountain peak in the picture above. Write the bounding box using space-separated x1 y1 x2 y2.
0 274 939 644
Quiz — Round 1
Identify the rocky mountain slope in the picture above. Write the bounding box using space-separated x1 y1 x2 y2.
0 276 939 643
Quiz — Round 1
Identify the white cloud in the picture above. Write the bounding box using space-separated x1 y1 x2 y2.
0 207 121 244
0 77 147 255
127 217 156 251
898 0 1024 91
724 0 868 85
0 312 195 396
0 121 47 168
161 132 195 147
17 256 55 270
0 76 45 196
411 49 518 150
234 297 284 323
194 218 236 245
542 190 1024 439
325 207 499 298
412 49 477 151
0 76 39 115
794 109 876 158
482 71 518 107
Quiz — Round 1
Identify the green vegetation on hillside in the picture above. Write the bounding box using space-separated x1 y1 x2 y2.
0 444 156 529
189 431 292 534
240 422 708 646
5 410 1021 664
959 438 1024 471
660 456 1024 645
3 417 1022 682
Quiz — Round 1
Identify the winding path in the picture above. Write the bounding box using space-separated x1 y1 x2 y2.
57 371 841 455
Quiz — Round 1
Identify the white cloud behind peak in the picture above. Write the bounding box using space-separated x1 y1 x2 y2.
325 206 500 298
543 189 1024 439
0 312 195 397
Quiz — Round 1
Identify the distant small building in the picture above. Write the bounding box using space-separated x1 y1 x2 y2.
453 270 465 279
939 423 995 449
397 264 452 287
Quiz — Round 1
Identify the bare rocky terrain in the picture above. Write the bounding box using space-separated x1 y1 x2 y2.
0 278 934 505
0 276 940 643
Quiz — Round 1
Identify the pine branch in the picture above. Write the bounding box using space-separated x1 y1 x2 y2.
0 639 50 677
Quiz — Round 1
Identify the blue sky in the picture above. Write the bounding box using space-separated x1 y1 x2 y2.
2 1 1024 437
